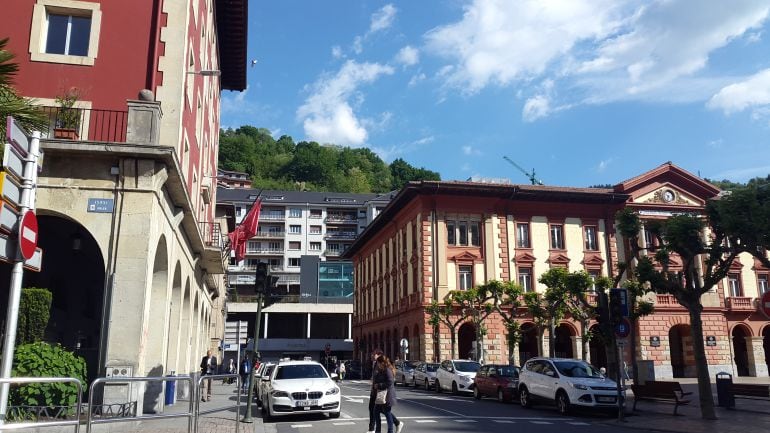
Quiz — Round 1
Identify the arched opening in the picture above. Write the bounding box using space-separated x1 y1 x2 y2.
180 280 192 373
588 324 608 369
2 214 106 384
143 237 169 413
669 324 695 378
763 325 770 375
458 322 475 360
519 322 538 364
166 263 183 374
732 325 751 377
413 324 421 361
554 323 576 358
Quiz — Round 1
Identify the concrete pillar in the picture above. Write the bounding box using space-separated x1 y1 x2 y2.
264 313 269 339
126 99 162 145
571 336 583 360
746 336 769 377
541 331 549 357
510 343 521 366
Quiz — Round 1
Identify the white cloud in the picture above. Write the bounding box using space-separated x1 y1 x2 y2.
424 0 770 118
408 73 427 87
707 68 770 114
462 145 482 156
597 157 614 172
220 87 249 114
352 36 363 55
371 135 434 161
395 46 420 67
707 138 724 148
370 4 397 33
331 45 344 59
746 30 763 43
713 164 770 182
297 61 394 146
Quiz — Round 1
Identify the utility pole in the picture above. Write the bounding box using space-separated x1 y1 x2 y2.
241 263 268 423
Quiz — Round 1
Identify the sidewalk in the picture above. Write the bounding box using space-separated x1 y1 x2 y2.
10 381 266 433
601 377 770 433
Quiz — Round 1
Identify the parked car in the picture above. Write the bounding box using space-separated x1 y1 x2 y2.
394 360 417 386
517 357 623 415
435 359 481 394
261 360 341 420
254 362 275 406
473 364 520 402
412 362 439 389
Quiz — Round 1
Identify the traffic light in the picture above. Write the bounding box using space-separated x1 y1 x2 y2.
255 262 268 294
609 288 628 325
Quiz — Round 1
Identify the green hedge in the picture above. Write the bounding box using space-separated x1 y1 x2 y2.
17 288 52 345
11 342 87 409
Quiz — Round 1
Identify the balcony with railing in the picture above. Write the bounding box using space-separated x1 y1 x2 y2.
656 294 678 307
39 105 128 142
324 249 342 257
325 214 357 224
245 247 283 255
725 296 756 311
324 231 358 240
259 213 285 221
253 230 285 238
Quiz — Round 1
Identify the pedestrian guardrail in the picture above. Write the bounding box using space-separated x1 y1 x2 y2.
0 377 83 432
195 373 240 433
86 375 195 433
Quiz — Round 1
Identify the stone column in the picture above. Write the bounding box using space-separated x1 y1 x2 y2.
510 343 521 366
126 98 162 145
746 336 769 377
571 336 583 361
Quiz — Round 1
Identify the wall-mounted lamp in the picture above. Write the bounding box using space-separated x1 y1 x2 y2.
187 70 221 77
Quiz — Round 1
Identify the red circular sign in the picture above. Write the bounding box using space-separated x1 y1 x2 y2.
760 291 770 320
19 211 38 260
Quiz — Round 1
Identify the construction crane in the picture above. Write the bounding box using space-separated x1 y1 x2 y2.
503 156 543 185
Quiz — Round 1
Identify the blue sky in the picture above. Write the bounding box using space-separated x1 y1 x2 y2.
220 0 770 186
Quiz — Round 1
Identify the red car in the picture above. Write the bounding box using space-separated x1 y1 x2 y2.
473 364 520 403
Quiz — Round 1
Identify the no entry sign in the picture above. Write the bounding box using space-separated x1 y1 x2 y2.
19 211 37 260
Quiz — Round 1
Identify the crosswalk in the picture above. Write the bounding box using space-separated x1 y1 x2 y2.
284 417 600 429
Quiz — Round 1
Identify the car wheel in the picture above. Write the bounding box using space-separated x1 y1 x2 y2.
451 382 458 395
520 386 532 408
556 391 571 415
497 388 506 403
329 411 341 419
473 387 481 400
424 379 429 390
435 380 442 393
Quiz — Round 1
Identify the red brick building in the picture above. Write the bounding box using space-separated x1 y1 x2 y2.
345 163 770 379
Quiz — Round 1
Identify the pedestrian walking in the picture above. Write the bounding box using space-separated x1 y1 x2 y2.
367 350 403 433
199 349 217 402
372 355 402 433
226 359 236 384
239 356 251 393
338 361 346 381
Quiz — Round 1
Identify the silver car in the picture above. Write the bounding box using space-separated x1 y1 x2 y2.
411 362 439 389
394 360 417 386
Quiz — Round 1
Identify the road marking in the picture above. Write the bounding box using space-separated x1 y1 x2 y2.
494 420 516 423
531 421 553 424
568 422 590 425
290 424 312 428
454 419 477 423
399 398 468 418
333 422 356 426
414 420 437 423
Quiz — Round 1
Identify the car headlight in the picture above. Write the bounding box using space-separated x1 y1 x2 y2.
326 386 340 395
271 390 289 398
461 375 472 382
570 383 588 390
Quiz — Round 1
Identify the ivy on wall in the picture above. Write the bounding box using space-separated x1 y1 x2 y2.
16 288 52 345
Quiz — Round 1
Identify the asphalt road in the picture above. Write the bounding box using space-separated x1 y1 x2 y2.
259 379 640 433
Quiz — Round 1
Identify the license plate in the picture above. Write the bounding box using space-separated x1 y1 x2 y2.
597 396 615 403
296 400 318 407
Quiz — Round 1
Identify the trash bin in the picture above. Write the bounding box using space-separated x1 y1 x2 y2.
165 371 176 406
716 371 734 408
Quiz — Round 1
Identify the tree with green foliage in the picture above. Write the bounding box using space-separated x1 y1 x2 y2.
633 183 770 419
484 280 526 363
389 158 440 190
11 343 87 415
0 38 48 139
426 291 470 360
17 288 52 345
525 268 585 357
454 286 495 361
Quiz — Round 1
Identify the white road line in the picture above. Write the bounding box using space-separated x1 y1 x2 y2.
494 420 516 423
333 422 356 426
290 424 313 428
399 398 468 418
568 422 590 425
531 421 553 425
414 420 437 423
454 419 477 423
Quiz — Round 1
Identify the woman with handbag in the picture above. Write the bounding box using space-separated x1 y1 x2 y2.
372 355 401 433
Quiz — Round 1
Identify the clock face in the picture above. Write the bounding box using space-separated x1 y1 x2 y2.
663 190 675 202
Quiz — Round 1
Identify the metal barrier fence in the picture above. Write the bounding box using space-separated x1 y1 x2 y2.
86 375 196 433
195 374 240 433
0 377 83 432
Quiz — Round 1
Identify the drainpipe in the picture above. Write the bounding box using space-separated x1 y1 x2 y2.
147 0 163 94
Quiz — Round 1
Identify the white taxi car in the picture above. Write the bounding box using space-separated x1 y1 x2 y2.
261 360 341 420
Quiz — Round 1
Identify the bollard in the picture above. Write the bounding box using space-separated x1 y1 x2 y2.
165 371 176 406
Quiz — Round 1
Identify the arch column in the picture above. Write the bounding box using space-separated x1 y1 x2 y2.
571 336 583 361
746 336 769 377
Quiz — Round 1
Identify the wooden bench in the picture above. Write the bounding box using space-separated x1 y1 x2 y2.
631 381 691 415
730 383 770 404
647 380 693 397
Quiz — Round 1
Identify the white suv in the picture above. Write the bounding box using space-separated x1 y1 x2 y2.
261 360 341 420
518 357 623 415
435 359 481 394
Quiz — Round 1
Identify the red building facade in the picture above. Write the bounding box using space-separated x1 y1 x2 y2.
346 163 770 380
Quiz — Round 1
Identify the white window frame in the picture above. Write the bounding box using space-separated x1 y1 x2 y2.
728 273 742 297
309 225 322 234
518 267 533 292
289 208 302 218
458 265 473 291
309 242 321 251
584 226 598 251
30 0 102 66
288 257 300 267
289 225 302 234
516 223 530 248
758 274 769 294
550 224 564 249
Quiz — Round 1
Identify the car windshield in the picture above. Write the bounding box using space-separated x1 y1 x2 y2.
553 361 603 378
403 361 417 370
426 363 439 372
274 364 329 380
454 361 481 373
496 366 519 378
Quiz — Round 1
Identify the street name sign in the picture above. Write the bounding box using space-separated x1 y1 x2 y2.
2 145 26 181
0 173 22 210
6 117 30 156
0 201 18 234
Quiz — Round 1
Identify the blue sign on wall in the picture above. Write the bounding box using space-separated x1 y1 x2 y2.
88 198 114 213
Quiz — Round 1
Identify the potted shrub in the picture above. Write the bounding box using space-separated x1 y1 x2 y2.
54 88 81 139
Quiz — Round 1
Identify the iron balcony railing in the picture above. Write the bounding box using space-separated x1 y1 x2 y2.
40 105 128 142
199 221 223 249
254 230 285 238
325 232 358 239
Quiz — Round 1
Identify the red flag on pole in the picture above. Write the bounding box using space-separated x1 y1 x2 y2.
228 199 262 262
